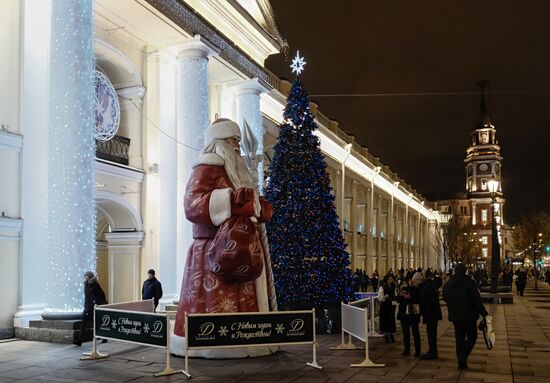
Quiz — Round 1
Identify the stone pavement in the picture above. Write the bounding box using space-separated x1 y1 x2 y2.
1 281 549 383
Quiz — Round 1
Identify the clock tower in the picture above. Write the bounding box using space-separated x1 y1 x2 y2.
464 81 505 264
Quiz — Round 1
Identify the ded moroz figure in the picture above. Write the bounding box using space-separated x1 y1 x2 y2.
172 118 277 357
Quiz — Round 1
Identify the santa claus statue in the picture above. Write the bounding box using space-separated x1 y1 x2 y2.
173 118 276 344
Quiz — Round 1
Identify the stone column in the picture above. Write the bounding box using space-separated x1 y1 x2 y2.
44 0 96 317
230 78 269 191
376 195 383 273
15 0 51 327
404 204 410 268
144 52 178 306
105 232 144 303
335 169 343 232
175 36 218 293
350 180 358 269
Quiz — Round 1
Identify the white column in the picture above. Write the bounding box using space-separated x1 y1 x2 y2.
144 52 178 305
230 78 269 190
105 232 144 303
15 0 52 327
175 36 218 294
44 0 96 316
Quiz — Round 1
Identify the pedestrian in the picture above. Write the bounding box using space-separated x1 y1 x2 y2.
515 267 527 296
142 269 163 311
419 269 442 359
74 271 107 346
361 270 370 292
443 263 489 369
377 275 396 343
397 272 422 356
371 270 380 292
434 271 443 289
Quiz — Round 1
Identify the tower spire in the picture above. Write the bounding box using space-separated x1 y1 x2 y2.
475 80 492 128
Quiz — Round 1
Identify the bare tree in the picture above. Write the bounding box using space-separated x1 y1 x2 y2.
512 212 550 290
433 214 481 274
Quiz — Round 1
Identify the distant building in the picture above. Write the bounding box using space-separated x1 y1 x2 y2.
429 82 512 268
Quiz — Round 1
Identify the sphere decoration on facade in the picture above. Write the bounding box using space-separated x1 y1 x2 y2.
93 69 120 141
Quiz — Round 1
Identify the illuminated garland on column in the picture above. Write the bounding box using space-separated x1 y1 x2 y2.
45 0 96 313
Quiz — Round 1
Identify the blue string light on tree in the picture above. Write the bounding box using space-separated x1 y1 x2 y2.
265 52 352 310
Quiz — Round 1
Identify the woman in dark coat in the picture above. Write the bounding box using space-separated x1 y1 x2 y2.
74 271 107 346
378 274 396 343
397 273 422 356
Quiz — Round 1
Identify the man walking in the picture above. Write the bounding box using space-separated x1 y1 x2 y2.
419 269 442 359
443 263 489 369
142 269 163 311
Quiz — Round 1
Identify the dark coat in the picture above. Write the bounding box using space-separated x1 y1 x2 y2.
419 279 442 323
397 285 421 323
378 284 396 333
142 277 163 307
515 270 527 285
84 278 107 313
443 274 488 322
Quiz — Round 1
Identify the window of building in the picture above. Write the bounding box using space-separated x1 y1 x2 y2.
482 248 488 257
481 179 487 190
481 209 488 222
460 206 468 215
505 237 508 245
440 205 450 214
482 236 488 245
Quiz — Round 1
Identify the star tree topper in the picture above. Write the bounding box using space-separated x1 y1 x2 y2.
290 51 306 75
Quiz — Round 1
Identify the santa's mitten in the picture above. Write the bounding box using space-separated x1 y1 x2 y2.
231 188 255 216
259 197 273 222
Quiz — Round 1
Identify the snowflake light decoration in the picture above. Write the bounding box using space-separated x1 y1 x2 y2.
275 323 285 334
290 51 306 75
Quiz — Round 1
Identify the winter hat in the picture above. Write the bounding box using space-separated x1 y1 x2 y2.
84 271 94 279
148 269 155 275
204 118 241 146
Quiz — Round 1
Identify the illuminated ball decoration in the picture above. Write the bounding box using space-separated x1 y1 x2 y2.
265 70 353 310
93 69 120 141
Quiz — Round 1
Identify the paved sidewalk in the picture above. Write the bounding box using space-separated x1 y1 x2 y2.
1 281 549 383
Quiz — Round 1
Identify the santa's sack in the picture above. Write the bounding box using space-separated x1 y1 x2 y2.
207 216 264 283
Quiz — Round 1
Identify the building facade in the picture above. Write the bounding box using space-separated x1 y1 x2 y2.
0 0 442 339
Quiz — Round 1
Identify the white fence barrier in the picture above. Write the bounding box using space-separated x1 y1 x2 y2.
331 296 385 367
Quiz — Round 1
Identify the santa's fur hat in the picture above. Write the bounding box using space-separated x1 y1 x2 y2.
204 118 240 146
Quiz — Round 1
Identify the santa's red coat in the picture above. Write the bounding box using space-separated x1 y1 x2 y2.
173 155 272 337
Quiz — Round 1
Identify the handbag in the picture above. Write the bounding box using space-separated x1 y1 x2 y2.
478 315 495 350
207 215 264 283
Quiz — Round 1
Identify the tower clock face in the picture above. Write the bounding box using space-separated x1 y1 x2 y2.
479 163 489 172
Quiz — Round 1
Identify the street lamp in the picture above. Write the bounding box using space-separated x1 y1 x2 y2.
487 179 500 294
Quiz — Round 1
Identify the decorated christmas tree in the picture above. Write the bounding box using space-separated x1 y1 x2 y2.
265 52 353 310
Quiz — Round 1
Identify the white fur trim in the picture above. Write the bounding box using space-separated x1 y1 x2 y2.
193 153 225 168
209 188 232 226
205 120 241 146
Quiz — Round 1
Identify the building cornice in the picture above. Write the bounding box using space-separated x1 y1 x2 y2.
184 0 280 64
95 159 145 183
144 0 279 90
0 131 23 151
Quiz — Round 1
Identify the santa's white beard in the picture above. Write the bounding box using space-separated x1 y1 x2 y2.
204 140 254 190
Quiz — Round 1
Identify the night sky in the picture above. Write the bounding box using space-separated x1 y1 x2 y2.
265 0 550 224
